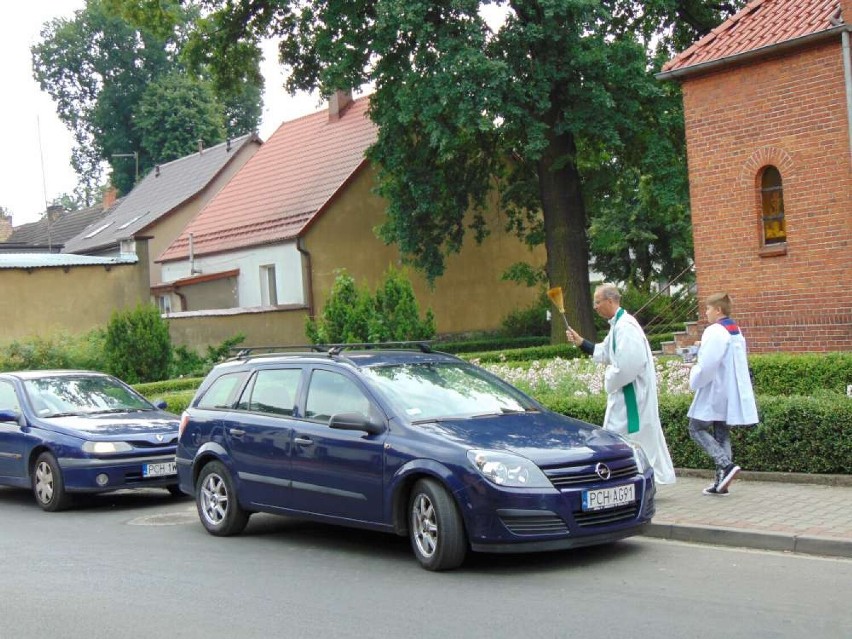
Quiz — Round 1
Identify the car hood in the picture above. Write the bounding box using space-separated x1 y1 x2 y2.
36 411 179 441
415 411 631 466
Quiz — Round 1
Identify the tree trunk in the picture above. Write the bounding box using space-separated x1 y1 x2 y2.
538 129 597 343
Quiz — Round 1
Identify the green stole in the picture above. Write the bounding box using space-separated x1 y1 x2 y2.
612 308 640 434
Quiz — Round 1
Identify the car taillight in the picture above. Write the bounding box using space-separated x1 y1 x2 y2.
178 412 190 438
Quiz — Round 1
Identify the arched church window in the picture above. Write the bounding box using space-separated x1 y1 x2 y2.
760 166 786 245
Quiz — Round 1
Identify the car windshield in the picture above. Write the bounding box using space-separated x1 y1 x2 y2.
361 362 537 423
23 375 153 418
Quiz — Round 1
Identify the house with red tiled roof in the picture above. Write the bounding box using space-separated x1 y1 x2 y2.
658 0 851 352
156 92 544 348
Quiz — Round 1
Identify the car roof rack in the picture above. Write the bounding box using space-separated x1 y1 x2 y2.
325 341 434 356
228 341 434 361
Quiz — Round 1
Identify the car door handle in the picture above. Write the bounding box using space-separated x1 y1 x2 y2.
229 428 246 438
294 437 313 446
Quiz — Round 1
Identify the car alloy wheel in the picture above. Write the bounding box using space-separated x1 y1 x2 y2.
408 478 467 571
32 452 71 512
411 492 438 558
195 461 249 536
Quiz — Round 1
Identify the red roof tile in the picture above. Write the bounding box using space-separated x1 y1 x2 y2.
662 0 842 76
159 96 377 262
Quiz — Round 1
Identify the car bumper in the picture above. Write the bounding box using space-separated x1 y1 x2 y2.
458 471 655 550
57 454 178 493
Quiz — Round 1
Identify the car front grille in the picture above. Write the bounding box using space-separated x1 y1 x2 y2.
544 458 638 488
573 504 639 527
499 514 569 536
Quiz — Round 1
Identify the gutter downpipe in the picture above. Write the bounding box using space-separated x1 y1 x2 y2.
842 29 852 168
296 237 315 317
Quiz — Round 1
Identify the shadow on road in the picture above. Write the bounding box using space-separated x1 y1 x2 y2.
236 511 645 574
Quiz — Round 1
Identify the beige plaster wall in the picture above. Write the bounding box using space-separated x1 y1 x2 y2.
145 139 262 287
0 261 149 342
304 166 546 335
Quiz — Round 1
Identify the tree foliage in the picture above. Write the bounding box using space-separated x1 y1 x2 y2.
31 0 262 200
104 304 172 383
114 0 744 339
306 268 435 344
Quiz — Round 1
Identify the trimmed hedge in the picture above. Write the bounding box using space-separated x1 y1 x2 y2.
540 392 852 475
748 352 852 396
436 335 550 354
134 377 206 396
458 343 583 363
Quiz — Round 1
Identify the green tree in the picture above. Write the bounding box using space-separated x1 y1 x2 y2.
104 304 172 383
31 0 262 198
114 0 744 339
306 269 435 344
135 73 227 162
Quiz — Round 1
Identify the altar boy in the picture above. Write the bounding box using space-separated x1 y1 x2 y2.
687 293 758 496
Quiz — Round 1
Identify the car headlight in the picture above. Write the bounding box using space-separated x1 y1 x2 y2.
467 449 552 488
623 441 651 474
82 441 133 454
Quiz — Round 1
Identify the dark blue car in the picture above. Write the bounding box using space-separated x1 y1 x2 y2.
0 370 180 511
177 345 655 570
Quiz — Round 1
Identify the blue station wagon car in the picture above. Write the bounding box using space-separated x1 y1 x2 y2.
0 370 180 511
177 344 655 570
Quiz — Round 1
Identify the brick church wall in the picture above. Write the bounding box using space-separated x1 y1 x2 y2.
681 40 852 352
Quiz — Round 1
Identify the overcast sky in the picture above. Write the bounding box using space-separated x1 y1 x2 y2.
0 1 322 227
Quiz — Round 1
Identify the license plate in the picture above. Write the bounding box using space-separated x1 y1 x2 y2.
582 483 635 511
143 461 177 477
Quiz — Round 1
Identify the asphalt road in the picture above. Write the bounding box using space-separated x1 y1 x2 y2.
1 486 849 639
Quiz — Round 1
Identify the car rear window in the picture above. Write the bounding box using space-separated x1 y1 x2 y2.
197 372 248 410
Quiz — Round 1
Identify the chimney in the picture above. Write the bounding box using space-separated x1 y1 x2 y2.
0 211 12 242
155 164 161 177
46 204 64 224
842 0 851 23
328 89 353 122
198 139 204 154
102 186 118 209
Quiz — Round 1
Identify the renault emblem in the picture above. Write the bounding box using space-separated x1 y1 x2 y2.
595 462 611 480
156 433 164 442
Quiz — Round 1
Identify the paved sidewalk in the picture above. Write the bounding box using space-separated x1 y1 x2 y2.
645 471 852 558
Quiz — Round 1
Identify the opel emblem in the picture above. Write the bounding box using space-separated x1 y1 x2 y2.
156 433 164 442
595 462 611 480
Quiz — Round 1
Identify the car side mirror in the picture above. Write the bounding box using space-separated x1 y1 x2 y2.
329 412 385 435
0 408 21 423
153 400 168 410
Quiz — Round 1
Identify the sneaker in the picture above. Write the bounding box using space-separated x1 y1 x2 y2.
717 464 741 492
702 483 729 496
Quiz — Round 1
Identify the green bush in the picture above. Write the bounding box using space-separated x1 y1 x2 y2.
104 304 172 383
540 392 852 475
436 335 550 354
749 352 852 396
501 293 550 337
306 268 435 344
134 377 206 396
0 330 106 372
460 343 583 363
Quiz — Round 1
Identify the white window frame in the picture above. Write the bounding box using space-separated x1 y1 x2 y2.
260 264 278 306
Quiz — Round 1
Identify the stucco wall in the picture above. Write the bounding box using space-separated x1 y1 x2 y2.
304 165 546 335
147 139 261 288
167 306 310 350
681 40 852 352
0 260 150 342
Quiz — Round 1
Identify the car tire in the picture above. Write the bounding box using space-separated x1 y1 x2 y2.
195 461 250 536
408 478 467 571
32 452 72 512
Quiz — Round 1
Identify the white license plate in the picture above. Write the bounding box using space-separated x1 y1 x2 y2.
582 483 636 511
143 461 177 477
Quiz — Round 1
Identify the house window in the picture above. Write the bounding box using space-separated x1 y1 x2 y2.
157 294 171 315
760 166 786 245
260 265 278 306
